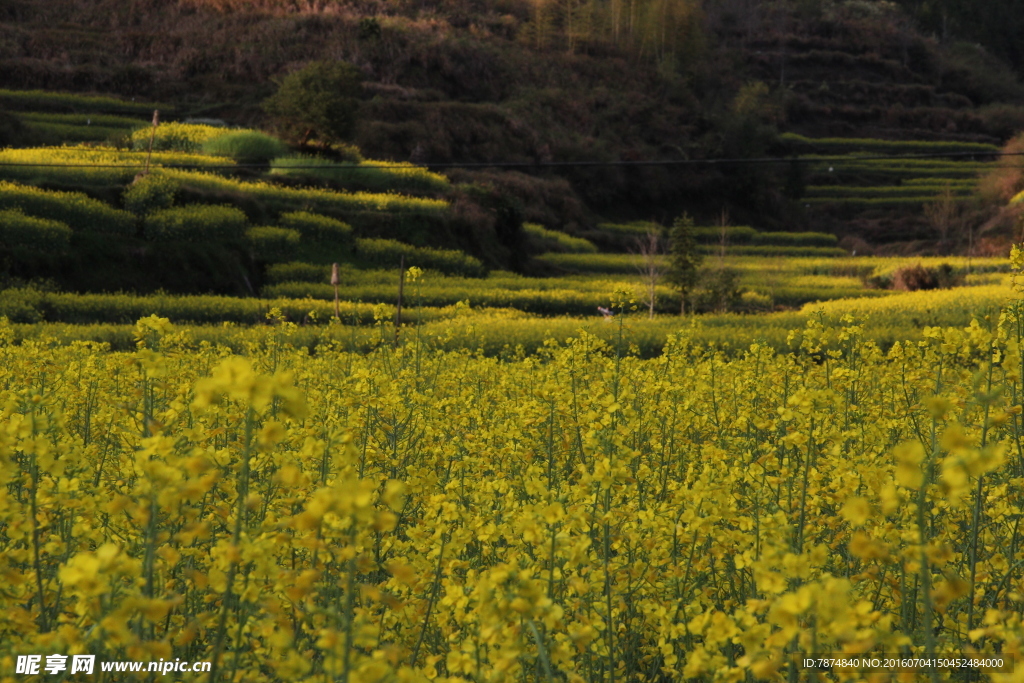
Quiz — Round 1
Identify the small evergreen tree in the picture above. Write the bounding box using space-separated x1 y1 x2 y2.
667 212 703 314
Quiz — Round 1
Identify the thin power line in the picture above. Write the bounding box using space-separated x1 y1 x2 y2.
0 150 1019 170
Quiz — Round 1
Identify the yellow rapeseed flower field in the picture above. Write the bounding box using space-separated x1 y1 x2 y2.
3 288 1024 681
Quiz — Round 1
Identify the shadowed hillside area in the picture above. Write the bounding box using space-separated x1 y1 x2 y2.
4 0 1024 249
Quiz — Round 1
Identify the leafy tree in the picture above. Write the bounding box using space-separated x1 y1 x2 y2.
263 61 363 147
666 212 703 314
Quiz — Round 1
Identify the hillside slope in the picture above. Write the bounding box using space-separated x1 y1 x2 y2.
3 0 1024 246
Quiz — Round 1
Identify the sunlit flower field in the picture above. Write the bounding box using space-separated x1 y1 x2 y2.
3 279 1024 681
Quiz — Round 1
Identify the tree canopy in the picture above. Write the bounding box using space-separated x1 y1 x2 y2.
666 213 703 314
262 61 363 147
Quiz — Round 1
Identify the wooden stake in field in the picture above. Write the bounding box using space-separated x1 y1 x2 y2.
331 262 340 320
395 255 405 346
143 110 159 175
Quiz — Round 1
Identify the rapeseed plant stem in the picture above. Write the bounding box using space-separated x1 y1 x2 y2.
966 358 996 637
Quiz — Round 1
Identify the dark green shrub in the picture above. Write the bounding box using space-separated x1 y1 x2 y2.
123 174 180 215
0 181 134 235
891 263 965 291
247 226 300 263
130 122 229 153
0 209 71 253
202 131 288 164
263 61 363 145
143 204 248 242
695 267 744 313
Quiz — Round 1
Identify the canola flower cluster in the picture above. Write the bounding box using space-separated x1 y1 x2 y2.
2 296 1024 682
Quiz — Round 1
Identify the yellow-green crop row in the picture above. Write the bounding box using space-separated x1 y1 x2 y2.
523 223 599 253
805 185 975 198
802 282 1012 326
690 226 839 247
902 177 978 187
18 112 149 128
270 156 450 194
161 169 449 214
0 180 134 235
0 147 233 185
18 122 136 144
263 279 671 316
724 255 1009 279
0 88 171 115
0 288 505 326
263 276 894 314
129 122 250 153
781 132 1000 154
804 196 966 208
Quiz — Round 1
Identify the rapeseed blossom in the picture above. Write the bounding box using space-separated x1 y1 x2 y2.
1 286 1023 682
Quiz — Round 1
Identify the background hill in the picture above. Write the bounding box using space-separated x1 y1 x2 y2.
3 0 1024 252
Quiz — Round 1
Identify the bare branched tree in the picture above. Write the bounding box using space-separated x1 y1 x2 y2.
716 209 731 264
923 183 962 250
633 229 663 319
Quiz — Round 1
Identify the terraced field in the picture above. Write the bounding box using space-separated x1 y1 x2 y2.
779 134 997 242
0 88 162 145
0 88 1013 362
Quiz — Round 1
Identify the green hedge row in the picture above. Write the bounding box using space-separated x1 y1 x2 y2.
0 209 71 252
123 175 179 216
269 156 450 194
0 288 460 326
143 204 248 242
0 148 230 187
130 123 235 154
804 185 974 198
804 196 969 208
0 89 171 116
203 132 288 164
20 121 135 145
164 170 448 216
536 247 849 274
0 181 134 235
247 226 300 263
279 211 354 252
262 280 674 316
781 133 999 155
902 177 978 187
266 262 329 284
524 223 598 254
355 238 486 277
19 112 148 128
698 245 846 257
690 226 838 247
